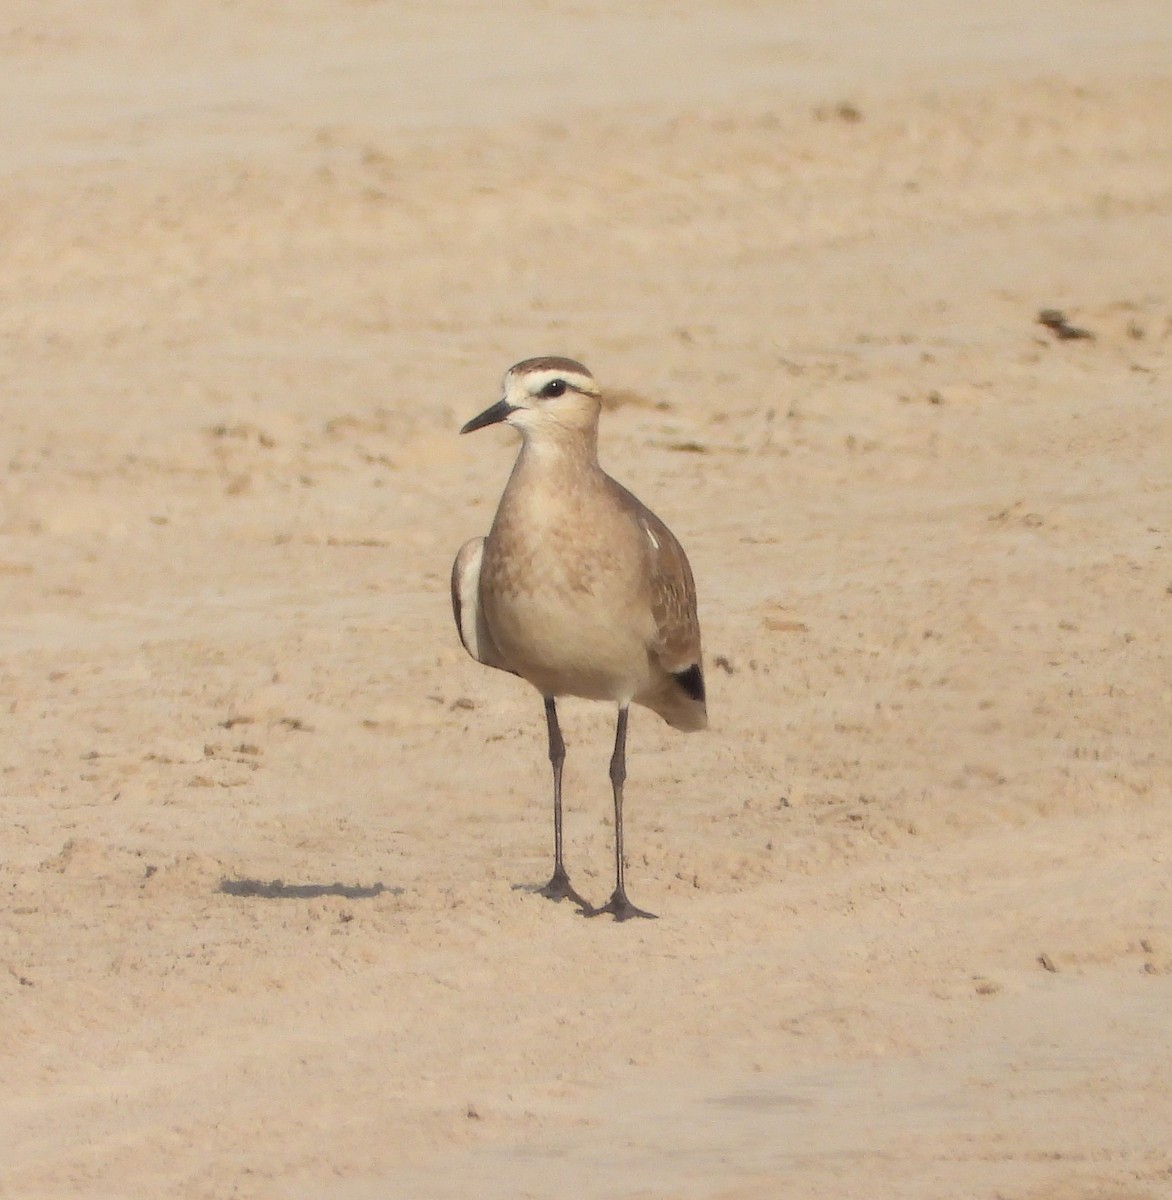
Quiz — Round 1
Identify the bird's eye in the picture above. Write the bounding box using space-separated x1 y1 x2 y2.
540 379 567 398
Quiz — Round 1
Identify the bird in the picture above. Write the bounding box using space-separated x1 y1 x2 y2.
451 357 706 920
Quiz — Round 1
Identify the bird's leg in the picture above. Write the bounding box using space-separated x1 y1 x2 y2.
585 706 657 921
536 697 589 908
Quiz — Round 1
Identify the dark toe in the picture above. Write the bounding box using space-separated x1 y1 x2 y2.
583 890 657 921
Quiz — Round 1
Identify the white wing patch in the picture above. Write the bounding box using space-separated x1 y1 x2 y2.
452 539 487 662
640 518 660 552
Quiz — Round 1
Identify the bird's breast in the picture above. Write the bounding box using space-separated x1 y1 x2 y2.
479 488 655 699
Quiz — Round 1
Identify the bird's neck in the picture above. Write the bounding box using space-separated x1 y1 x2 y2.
515 426 601 475
494 428 607 536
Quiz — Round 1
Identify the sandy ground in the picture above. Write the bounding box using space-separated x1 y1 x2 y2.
3 2 1172 1196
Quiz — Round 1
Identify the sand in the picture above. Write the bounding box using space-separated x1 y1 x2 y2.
3 2 1172 1196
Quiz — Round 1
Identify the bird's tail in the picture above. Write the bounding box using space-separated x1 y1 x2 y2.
640 664 708 732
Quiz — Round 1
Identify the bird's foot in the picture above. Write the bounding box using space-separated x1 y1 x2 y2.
583 888 657 922
535 866 590 909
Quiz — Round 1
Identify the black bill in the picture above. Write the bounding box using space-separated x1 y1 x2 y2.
460 399 515 434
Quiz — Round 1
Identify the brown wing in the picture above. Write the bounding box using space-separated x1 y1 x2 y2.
633 496 707 730
638 507 702 675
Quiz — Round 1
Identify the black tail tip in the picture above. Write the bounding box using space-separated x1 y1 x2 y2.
673 664 706 703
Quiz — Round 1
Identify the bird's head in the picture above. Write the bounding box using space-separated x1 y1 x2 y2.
461 357 602 440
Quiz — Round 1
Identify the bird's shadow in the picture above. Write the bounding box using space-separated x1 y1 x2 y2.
219 877 401 900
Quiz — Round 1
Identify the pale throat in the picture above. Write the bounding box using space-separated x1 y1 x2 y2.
515 422 600 471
